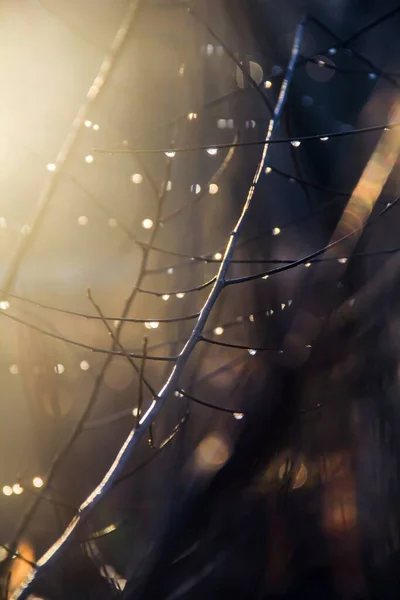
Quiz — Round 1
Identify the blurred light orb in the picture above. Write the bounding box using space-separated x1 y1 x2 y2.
84 120 92 128
9 364 19 375
131 173 143 184
92 123 100 131
142 218 153 230
368 72 377 80
209 183 219 195
302 95 313 107
161 294 170 301
328 48 337 55
195 433 230 473
84 154 94 164
78 215 88 226
21 224 31 235
0 217 7 229
132 407 139 417
188 112 197 120
246 120 256 129
233 412 244 420
165 151 176 158
248 349 257 356
213 252 222 260
2 485 12 496
54 363 65 374
291 140 301 147
33 477 44 488
46 163 56 172
306 55 335 82
205 44 214 56
108 218 118 228
265 166 272 174
176 292 185 299
279 461 308 489
12 483 23 495
338 257 348 264
207 148 218 155
191 184 201 194
166 180 173 191
320 137 329 141
236 61 263 88
144 322 152 330
264 80 272 89
150 321 159 329
80 360 90 371
217 119 227 129
227 119 234 129
167 267 174 275
104 360 133 391
272 227 281 236
213 326 224 336
0 301 10 310
305 262 312 268
271 65 283 76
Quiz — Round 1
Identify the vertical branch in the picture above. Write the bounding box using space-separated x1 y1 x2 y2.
11 18 306 600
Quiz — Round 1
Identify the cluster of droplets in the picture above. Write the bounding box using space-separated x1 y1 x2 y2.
2 476 44 497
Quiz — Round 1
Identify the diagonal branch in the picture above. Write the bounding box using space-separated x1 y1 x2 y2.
10 17 306 600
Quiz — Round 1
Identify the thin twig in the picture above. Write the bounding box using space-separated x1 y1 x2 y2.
87 289 157 397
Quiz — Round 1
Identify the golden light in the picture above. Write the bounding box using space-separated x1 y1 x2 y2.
141 218 153 230
9 364 19 375
54 363 65 374
207 148 218 155
248 349 257 355
195 433 231 473
272 227 281 236
265 166 272 174
0 300 10 310
12 483 23 495
92 123 100 131
176 292 185 299
2 485 12 496
264 80 272 89
150 321 159 329
46 163 56 172
32 477 44 489
209 183 219 194
188 112 197 120
213 326 224 335
131 173 143 184
84 154 94 164
84 120 92 127
80 360 90 371
161 294 170 301
165 151 176 158
233 412 244 420
213 252 222 260
77 215 88 226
